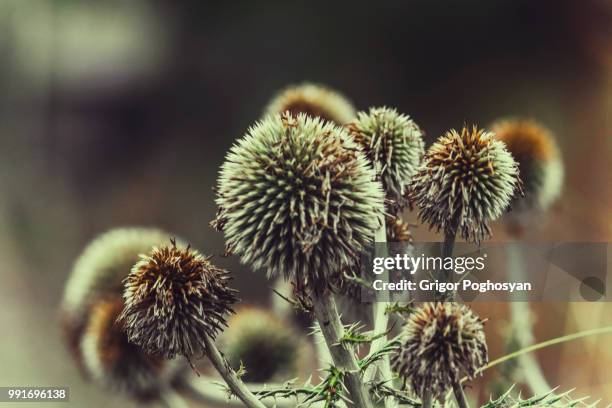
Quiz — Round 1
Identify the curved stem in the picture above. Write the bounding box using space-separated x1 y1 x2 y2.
467 325 612 381
312 291 373 408
203 333 267 408
507 243 551 394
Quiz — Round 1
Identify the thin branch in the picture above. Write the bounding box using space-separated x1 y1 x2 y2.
203 333 267 408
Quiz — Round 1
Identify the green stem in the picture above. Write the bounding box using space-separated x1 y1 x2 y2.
368 218 394 408
507 243 551 394
466 325 612 382
312 291 374 408
203 333 267 408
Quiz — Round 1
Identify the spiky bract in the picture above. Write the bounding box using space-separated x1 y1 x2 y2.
81 298 182 399
492 119 563 213
214 113 384 293
221 307 300 382
119 241 238 359
391 302 488 401
409 126 520 243
348 107 425 213
264 83 356 125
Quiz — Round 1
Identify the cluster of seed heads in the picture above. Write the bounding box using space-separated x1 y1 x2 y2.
348 107 425 214
119 240 238 360
391 302 488 401
264 83 356 125
492 119 563 214
214 112 384 293
409 126 520 243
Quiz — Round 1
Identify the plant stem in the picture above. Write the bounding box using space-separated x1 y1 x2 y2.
507 243 551 394
452 382 469 408
368 218 395 408
182 375 302 408
203 333 267 408
466 325 612 381
312 291 374 408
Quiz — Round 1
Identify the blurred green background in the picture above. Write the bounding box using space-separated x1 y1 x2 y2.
0 0 610 406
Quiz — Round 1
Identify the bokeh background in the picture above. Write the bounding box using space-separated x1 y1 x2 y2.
0 0 610 407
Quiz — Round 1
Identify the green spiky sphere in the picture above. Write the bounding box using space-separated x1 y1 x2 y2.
409 126 520 243
214 113 384 292
221 307 300 383
348 107 425 213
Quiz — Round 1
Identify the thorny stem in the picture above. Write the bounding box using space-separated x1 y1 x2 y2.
312 291 374 408
452 382 470 408
507 243 551 394
368 217 395 408
183 375 304 408
202 333 267 408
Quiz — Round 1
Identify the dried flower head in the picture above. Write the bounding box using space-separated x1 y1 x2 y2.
348 107 425 213
264 83 356 125
221 307 301 383
409 126 520 243
492 119 563 213
81 298 183 399
392 302 488 401
61 227 180 369
214 113 384 293
119 240 238 360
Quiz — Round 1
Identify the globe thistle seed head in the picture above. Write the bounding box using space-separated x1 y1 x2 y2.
60 227 181 370
492 119 563 213
119 240 238 360
81 298 183 399
391 302 488 401
221 307 301 383
214 113 385 293
409 126 520 243
348 107 425 213
264 83 356 125
61 228 181 326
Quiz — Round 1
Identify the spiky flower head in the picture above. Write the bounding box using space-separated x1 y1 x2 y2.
119 240 238 360
409 126 520 243
348 107 425 213
61 227 181 369
221 307 301 382
80 298 183 399
214 113 384 293
264 83 356 125
391 302 488 401
492 119 563 213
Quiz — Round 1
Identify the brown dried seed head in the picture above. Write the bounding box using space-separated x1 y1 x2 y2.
391 302 488 401
119 240 238 360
